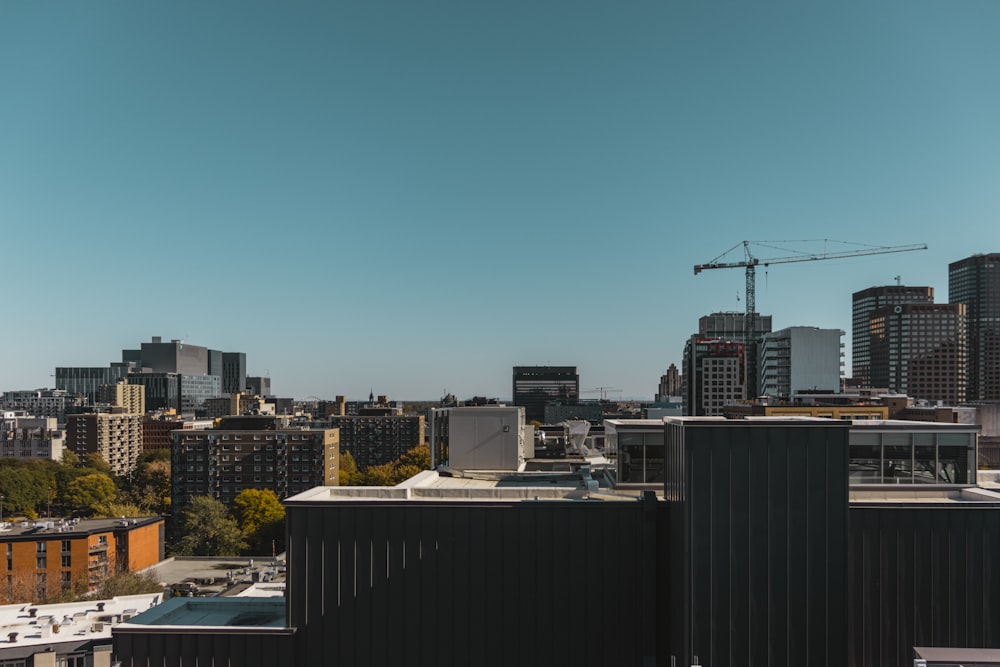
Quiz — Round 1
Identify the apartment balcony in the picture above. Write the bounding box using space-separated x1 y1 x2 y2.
89 543 108 554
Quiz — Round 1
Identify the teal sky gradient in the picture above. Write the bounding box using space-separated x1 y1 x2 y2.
2 1 999 399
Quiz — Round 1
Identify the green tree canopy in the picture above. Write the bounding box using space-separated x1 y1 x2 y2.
172 496 247 556
65 473 118 513
0 463 48 517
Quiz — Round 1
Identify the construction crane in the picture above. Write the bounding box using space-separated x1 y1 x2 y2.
693 240 928 334
582 387 622 401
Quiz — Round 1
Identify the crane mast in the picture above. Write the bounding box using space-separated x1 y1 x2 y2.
694 240 927 336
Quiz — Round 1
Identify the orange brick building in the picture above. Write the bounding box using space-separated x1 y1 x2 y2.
1 517 164 603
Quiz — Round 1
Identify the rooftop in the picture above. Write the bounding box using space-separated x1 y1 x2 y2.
285 459 640 504
0 593 163 653
0 516 162 540
122 597 286 629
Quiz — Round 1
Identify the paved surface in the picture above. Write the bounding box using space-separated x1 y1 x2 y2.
143 556 285 596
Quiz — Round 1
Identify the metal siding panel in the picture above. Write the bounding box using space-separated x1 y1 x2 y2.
353 506 373 667
437 506 456 666
806 430 829 667
287 506 308 628
197 633 213 667
229 630 246 667
418 506 439 667
689 430 713 664
451 506 471 663
386 506 406 666
536 506 557 665
709 429 732 667
337 505 357 667
785 428 808 665
501 507 520 667
305 506 326 664
114 632 133 667
481 507 501 667
518 504 539 663
767 430 790 667
404 505 425 663
825 429 850 667
179 633 198 665
729 433 751 667
369 506 389 667
747 426 771 667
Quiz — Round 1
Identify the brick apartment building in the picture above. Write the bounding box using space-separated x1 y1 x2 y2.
0 517 164 604
65 414 143 475
170 416 339 516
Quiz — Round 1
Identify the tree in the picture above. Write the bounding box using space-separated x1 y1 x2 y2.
359 445 431 486
0 462 49 517
339 450 362 486
120 456 171 514
172 496 246 556
92 501 147 519
97 571 162 598
232 488 285 555
83 452 113 475
65 473 117 514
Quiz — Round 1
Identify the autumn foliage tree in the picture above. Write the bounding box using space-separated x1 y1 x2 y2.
232 488 285 555
358 445 431 486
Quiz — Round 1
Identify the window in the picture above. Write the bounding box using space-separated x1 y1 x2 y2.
62 554 71 567
36 542 47 568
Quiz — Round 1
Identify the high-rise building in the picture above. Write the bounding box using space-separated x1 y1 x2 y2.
126 372 180 411
949 253 1000 401
512 366 579 423
328 414 425 469
55 363 133 404
655 364 682 401
698 311 772 338
98 380 145 415
681 337 747 416
868 303 967 404
698 311 772 395
65 413 143 475
247 376 271 397
852 286 935 386
133 337 209 375
170 416 339 515
758 327 844 400
221 352 247 395
179 374 221 415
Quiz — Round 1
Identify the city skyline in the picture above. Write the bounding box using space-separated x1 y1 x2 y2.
3 1 999 400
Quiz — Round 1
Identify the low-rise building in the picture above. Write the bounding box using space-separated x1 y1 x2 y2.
0 593 165 667
1 413 65 460
0 517 164 604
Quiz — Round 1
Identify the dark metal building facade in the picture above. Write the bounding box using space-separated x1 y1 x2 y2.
285 497 662 667
663 417 851 667
849 502 1000 667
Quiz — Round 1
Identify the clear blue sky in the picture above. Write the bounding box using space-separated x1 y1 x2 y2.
2 1 998 400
